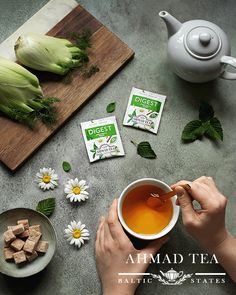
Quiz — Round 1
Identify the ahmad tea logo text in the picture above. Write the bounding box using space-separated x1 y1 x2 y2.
118 253 226 285
123 87 166 134
81 116 125 163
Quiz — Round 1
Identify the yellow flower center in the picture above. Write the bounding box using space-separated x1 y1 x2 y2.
73 229 81 239
72 186 81 195
42 175 51 183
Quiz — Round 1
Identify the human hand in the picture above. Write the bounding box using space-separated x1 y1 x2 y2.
172 176 228 253
95 199 169 295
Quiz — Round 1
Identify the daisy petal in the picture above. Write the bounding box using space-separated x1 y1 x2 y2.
79 180 86 187
77 239 81 248
80 224 85 230
70 195 75 202
72 221 77 228
82 236 90 240
70 239 75 245
82 185 89 190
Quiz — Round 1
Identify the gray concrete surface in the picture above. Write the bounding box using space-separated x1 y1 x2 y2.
0 0 236 294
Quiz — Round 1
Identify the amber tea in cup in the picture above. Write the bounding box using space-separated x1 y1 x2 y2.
122 184 173 235
118 178 179 240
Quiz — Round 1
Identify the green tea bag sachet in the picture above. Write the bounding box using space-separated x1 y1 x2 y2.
81 116 125 162
123 87 166 134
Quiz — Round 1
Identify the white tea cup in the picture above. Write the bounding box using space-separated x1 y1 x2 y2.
118 178 180 240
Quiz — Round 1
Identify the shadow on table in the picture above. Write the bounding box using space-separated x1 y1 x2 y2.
125 230 155 250
158 57 230 112
1 266 49 294
171 73 230 113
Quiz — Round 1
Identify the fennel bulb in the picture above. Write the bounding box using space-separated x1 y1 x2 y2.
0 57 59 126
14 33 88 75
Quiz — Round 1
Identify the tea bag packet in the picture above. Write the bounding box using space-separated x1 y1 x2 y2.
81 116 125 162
123 87 166 134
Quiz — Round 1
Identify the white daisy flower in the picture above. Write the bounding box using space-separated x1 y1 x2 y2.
36 167 58 190
64 178 89 202
64 221 90 248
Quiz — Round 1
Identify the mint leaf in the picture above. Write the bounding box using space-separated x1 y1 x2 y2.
36 198 55 217
62 161 71 172
182 120 206 142
199 102 214 122
131 141 157 159
106 102 116 113
205 117 223 141
137 142 157 159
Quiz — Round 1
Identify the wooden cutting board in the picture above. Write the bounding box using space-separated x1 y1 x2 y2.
0 4 134 171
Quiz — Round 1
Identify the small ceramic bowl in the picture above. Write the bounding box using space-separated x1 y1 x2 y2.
118 178 180 240
0 208 57 278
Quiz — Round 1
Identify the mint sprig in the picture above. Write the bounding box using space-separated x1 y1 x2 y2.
182 103 223 143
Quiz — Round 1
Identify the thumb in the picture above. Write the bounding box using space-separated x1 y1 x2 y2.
175 186 195 220
142 236 169 256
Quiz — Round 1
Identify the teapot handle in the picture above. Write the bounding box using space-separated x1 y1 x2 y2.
220 56 236 80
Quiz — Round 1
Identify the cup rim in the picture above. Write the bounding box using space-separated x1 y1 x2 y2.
118 178 180 240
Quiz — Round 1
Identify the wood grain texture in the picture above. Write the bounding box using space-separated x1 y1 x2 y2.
0 5 134 171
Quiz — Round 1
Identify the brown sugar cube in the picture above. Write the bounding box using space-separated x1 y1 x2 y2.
10 238 25 251
13 250 27 264
18 230 29 239
3 247 15 261
11 224 25 235
36 241 49 253
4 230 16 243
23 239 36 254
28 229 42 244
25 251 38 262
29 225 41 233
17 219 29 230
4 240 11 247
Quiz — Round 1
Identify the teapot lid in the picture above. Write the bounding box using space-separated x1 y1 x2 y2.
184 26 221 59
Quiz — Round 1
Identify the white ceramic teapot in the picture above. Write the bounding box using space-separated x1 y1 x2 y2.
159 11 236 83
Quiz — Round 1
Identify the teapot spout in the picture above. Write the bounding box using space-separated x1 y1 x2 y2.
159 11 182 38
